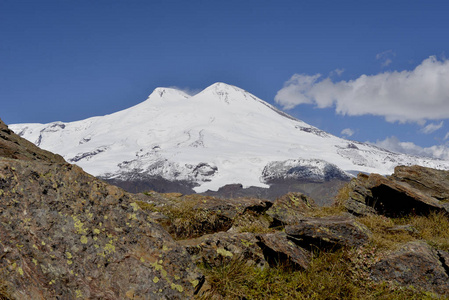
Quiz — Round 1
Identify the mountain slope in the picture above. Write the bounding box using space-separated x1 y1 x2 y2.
10 82 449 193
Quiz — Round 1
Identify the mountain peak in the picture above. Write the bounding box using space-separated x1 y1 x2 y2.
148 87 190 100
204 82 245 93
194 82 254 105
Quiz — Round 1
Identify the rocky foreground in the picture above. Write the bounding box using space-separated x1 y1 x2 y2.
1 117 449 299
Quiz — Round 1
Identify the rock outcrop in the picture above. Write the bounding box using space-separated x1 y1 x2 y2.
0 119 65 163
391 165 449 202
371 241 449 295
136 192 273 239
0 119 204 299
345 169 449 217
266 192 315 227
179 232 265 268
285 214 371 250
4 115 449 298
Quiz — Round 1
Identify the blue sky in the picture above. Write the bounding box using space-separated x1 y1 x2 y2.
2 1 449 159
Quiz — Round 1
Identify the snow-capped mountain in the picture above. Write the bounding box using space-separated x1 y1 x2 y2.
10 82 449 194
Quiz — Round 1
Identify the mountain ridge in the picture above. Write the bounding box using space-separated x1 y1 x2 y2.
9 82 449 196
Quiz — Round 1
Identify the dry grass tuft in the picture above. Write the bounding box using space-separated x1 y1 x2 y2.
136 198 231 239
197 249 438 299
358 214 416 250
397 211 449 251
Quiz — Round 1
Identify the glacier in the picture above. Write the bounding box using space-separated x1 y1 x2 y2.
10 82 449 193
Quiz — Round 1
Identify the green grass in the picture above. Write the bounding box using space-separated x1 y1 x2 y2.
136 198 231 239
197 249 439 299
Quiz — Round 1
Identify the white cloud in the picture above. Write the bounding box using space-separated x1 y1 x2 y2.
168 86 201 96
376 50 395 67
275 56 449 123
341 128 354 137
419 121 444 134
381 59 392 67
445 132 449 140
375 50 392 60
374 136 449 160
330 68 344 77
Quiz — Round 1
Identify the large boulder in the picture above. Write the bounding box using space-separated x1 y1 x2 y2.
0 119 204 299
179 232 266 268
345 170 449 217
266 192 315 227
257 232 310 269
179 231 311 271
371 241 449 295
391 165 449 202
285 214 371 250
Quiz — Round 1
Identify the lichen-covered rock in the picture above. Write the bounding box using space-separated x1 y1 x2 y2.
343 199 376 216
180 231 311 271
371 241 449 295
257 232 310 269
138 192 272 239
285 214 371 250
179 232 266 268
266 192 315 226
0 119 65 163
0 119 204 299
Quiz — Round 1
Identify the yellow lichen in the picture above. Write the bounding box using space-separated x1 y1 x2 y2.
75 289 83 298
151 261 163 271
17 267 24 276
80 236 88 244
67 260 73 265
190 279 199 287
93 228 100 234
104 242 115 254
217 247 233 257
161 269 167 278
240 239 254 247
153 276 160 283
73 216 87 235
66 252 73 259
140 257 145 263
130 202 139 212
171 283 184 293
